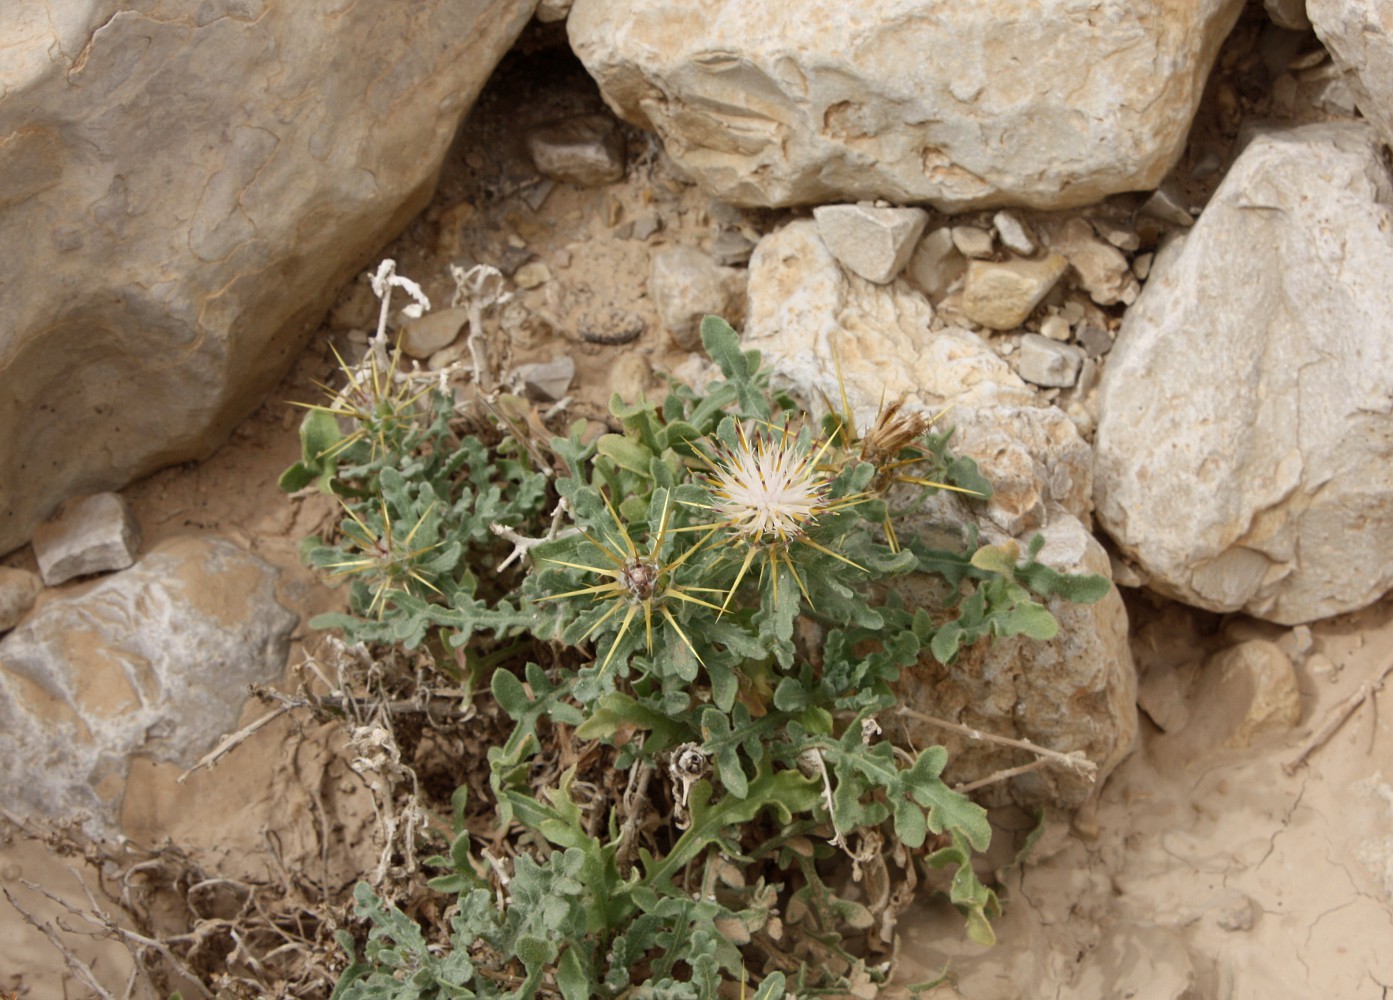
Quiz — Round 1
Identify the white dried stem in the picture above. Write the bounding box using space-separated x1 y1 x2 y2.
896 706 1098 782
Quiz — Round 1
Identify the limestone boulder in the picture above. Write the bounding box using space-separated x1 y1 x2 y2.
567 0 1244 210
1094 123 1393 624
745 221 1135 805
1309 0 1393 146
0 0 537 556
0 537 296 832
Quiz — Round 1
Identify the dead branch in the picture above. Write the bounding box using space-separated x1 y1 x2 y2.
1 884 116 1000
896 706 1098 782
1283 656 1393 776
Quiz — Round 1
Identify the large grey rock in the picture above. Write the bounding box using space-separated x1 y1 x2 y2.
567 0 1244 210
744 221 1134 805
0 537 296 832
1310 0 1393 145
1095 123 1393 624
0 0 537 556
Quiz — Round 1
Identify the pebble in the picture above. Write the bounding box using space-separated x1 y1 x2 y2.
328 281 378 331
649 246 743 350
1076 320 1115 359
32 493 141 586
536 0 573 21
629 214 662 241
1017 333 1086 388
904 227 967 299
812 203 928 283
527 114 626 187
1043 218 1140 306
961 253 1069 330
993 211 1037 255
399 306 468 359
1133 252 1154 280
951 224 996 259
709 228 756 266
512 355 575 401
1141 183 1195 227
0 568 42 632
513 261 551 289
1039 313 1071 342
609 353 656 402
1091 217 1142 252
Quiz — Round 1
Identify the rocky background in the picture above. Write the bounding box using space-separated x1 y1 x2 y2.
3 1 1393 997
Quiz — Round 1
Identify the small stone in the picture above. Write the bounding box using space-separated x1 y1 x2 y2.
904 227 967 299
512 356 575 401
1133 252 1154 280
526 114 626 187
629 215 662 241
514 261 552 289
951 225 996 259
521 178 556 212
613 220 635 240
993 211 1037 255
1017 333 1085 387
961 253 1069 330
328 281 379 331
0 568 42 631
710 229 756 266
32 493 141 586
1185 640 1302 750
1076 321 1115 359
399 307 468 359
536 0 573 23
1091 217 1142 251
1043 218 1140 306
812 203 929 283
609 353 656 403
1141 182 1195 227
649 246 743 350
1039 313 1071 341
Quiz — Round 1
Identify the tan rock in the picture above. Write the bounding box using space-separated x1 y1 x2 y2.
399 308 469 359
1095 123 1393 623
0 0 536 556
961 254 1069 331
568 0 1244 210
1041 218 1140 307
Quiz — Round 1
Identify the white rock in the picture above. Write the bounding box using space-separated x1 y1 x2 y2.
904 228 967 300
746 222 1031 416
31 493 141 586
512 356 576 401
812 204 928 283
537 0 575 22
951 225 996 260
526 114 627 186
1310 0 1393 148
1095 122 1393 624
1041 218 1140 306
399 307 469 359
993 211 1037 256
0 537 295 832
567 0 1244 210
1017 334 1085 388
0 0 535 556
649 246 745 350
1264 0 1310 30
961 254 1069 331
0 568 42 632
1039 313 1071 342
514 261 552 290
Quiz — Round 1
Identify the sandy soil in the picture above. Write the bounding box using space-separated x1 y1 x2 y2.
4 16 1392 1000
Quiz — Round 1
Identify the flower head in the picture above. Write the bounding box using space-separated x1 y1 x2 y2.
704 423 831 543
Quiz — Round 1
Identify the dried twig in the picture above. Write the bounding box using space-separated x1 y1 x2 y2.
177 705 291 783
1283 656 1393 776
1 884 116 999
492 497 574 571
896 706 1098 782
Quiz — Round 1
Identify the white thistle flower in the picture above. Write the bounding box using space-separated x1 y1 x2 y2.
705 425 830 542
